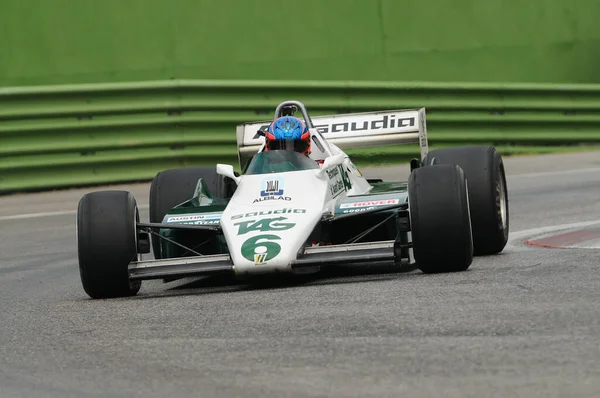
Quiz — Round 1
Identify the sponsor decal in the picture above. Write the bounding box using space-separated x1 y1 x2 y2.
339 199 400 209
327 165 353 198
341 167 353 190
254 177 291 203
179 220 220 225
235 217 298 265
342 207 375 214
260 177 284 197
326 166 340 179
166 214 221 223
251 114 416 139
314 115 415 135
253 196 291 203
330 179 344 198
234 217 296 235
241 234 282 264
231 208 307 220
253 125 270 139
254 253 268 264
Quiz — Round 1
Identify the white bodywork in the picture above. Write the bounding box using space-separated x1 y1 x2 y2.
213 102 428 276
220 158 355 275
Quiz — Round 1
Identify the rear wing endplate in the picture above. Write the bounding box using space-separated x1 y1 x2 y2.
236 107 428 169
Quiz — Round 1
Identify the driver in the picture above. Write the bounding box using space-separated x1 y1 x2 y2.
264 116 311 156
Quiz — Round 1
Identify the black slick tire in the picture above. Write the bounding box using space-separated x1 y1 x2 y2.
149 166 232 259
408 164 474 273
422 146 509 255
77 190 141 299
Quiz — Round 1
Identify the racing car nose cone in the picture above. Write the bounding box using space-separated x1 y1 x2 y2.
220 171 328 274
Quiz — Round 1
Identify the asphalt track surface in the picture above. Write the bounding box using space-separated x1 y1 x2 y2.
1 151 600 398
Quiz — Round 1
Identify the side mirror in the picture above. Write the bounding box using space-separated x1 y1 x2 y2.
216 164 241 185
322 153 346 169
315 153 347 177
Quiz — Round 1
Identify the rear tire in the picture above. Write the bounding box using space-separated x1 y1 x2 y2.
422 146 509 255
408 164 474 273
149 166 233 259
77 190 141 299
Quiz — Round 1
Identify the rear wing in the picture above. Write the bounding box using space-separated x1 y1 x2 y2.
236 105 428 170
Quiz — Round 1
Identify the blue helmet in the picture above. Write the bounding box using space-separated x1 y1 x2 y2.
265 116 311 155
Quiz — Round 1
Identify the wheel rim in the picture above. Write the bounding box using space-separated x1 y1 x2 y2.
498 172 508 230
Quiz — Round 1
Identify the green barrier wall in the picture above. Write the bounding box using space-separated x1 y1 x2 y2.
2 0 600 86
2 79 600 193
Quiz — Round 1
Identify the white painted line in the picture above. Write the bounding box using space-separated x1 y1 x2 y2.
509 167 600 179
0 204 149 221
0 210 76 221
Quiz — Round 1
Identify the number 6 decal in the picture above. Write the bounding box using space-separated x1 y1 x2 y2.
241 234 282 263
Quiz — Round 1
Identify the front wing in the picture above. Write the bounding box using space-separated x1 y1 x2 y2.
131 202 412 281
128 240 405 281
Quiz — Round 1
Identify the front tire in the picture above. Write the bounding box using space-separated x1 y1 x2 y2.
408 164 474 273
422 146 509 255
77 190 141 299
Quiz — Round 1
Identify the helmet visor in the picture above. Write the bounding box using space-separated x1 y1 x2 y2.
267 138 310 153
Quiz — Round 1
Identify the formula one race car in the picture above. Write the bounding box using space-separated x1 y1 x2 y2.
76 100 509 299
